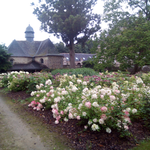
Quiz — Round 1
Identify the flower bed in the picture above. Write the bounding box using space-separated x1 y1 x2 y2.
1 71 150 137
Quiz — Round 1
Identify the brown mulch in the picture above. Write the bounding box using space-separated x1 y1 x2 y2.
4 90 150 150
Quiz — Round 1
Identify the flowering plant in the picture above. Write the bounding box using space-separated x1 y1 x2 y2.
1 71 150 136
28 72 149 135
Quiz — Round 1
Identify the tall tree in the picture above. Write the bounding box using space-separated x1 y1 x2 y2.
91 0 150 74
103 0 150 24
55 42 69 53
32 0 101 68
0 44 12 72
93 17 150 74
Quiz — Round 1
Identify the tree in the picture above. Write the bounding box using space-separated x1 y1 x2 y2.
55 42 69 53
93 17 150 74
92 0 150 74
32 0 101 68
0 44 12 72
103 0 150 24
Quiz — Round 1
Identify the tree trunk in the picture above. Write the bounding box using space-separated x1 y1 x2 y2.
130 64 141 74
69 40 75 68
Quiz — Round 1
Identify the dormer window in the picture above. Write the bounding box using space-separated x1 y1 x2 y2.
75 57 79 60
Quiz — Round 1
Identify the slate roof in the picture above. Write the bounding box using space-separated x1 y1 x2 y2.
8 38 61 57
61 53 95 61
9 61 48 71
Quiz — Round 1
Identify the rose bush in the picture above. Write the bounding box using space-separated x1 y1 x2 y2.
27 72 150 136
1 71 150 136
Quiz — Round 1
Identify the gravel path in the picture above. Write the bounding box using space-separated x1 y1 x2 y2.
0 93 73 150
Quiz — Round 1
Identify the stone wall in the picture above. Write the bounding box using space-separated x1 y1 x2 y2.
9 57 32 64
35 56 48 66
35 56 63 69
47 56 63 69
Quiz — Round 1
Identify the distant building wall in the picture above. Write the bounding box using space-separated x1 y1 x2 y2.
47 56 63 69
35 55 63 69
9 57 32 65
35 56 48 66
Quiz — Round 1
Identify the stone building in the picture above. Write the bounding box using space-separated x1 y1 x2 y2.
61 53 95 68
7 25 95 71
8 25 63 71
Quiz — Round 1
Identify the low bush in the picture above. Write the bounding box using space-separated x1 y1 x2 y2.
51 68 99 77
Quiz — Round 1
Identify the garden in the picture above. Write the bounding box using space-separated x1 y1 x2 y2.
0 68 150 150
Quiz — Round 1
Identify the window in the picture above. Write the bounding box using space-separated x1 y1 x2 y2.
10 59 14 64
75 57 79 60
40 58 44 63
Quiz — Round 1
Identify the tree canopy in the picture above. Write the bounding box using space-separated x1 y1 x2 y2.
103 0 150 24
0 44 12 72
32 0 101 68
93 17 150 74
92 0 150 74
55 40 93 53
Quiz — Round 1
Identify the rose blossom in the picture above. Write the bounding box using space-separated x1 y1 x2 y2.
101 106 107 112
110 95 115 101
106 127 111 133
85 102 91 108
99 119 104 124
60 110 64 115
101 114 107 120
76 116 81 120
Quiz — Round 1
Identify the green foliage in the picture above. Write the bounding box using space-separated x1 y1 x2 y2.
93 17 150 74
103 0 150 24
82 59 95 69
55 40 93 53
51 68 99 76
0 44 12 72
0 74 8 87
138 98 150 129
55 42 69 53
1 71 52 93
33 0 101 68
95 0 150 74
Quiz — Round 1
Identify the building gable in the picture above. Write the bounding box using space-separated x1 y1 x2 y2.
8 40 28 57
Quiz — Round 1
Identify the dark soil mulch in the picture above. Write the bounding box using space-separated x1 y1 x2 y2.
4 90 150 150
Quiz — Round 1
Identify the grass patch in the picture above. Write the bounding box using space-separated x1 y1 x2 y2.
130 138 150 150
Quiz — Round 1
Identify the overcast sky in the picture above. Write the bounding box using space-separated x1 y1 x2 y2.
0 0 106 47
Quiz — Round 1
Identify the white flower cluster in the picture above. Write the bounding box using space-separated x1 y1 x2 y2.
136 77 143 84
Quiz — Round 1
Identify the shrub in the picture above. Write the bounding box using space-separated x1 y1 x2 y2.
51 68 99 77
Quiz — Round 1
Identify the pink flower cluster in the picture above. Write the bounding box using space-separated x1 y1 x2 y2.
28 101 43 111
85 102 91 108
52 108 62 124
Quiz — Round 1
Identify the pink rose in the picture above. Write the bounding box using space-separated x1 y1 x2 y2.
100 95 104 99
124 110 129 117
36 94 40 97
85 102 91 108
52 109 58 115
101 114 107 120
76 116 80 120
60 111 64 115
114 90 120 94
56 115 61 121
38 103 43 108
68 113 73 119
36 106 41 111
101 106 107 112
110 95 115 101
30 101 37 107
